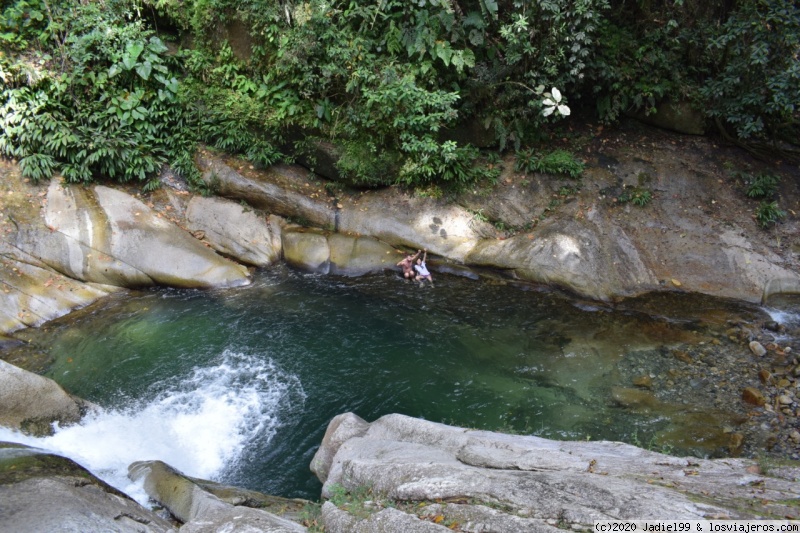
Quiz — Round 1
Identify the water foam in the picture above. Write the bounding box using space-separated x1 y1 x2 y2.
0 350 304 506
765 307 800 326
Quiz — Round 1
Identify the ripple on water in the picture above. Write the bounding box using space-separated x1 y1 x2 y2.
2 266 796 499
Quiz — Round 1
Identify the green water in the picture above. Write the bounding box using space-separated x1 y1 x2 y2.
16 266 771 499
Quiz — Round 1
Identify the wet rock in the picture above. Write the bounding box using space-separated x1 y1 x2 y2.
128 460 305 532
764 321 783 333
633 375 653 389
778 395 794 405
282 228 398 276
742 387 767 407
673 350 692 364
0 444 173 533
749 341 767 357
611 387 662 410
758 369 772 384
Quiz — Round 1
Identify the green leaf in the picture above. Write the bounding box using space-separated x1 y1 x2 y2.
147 36 169 54
122 42 144 70
136 61 152 80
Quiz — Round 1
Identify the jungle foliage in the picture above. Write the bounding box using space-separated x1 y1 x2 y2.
1 0 798 189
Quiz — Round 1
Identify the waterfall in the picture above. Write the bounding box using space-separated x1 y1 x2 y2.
0 350 305 506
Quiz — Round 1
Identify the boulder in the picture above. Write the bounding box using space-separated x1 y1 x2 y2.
196 150 336 229
310 412 370 481
0 241 118 333
762 277 800 304
282 228 399 276
0 163 121 334
0 443 174 533
630 100 706 135
466 216 656 300
13 180 251 289
282 228 331 273
328 233 397 276
337 192 495 262
321 502 448 533
185 195 282 266
128 460 307 532
0 359 95 435
312 413 800 529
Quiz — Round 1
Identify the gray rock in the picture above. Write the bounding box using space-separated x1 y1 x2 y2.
337 192 495 263
0 359 95 435
186 196 282 266
466 217 656 301
762 277 800 304
310 412 370 481
321 501 448 533
196 151 335 229
128 460 306 532
0 241 118 333
13 180 251 289
0 443 174 533
313 413 800 528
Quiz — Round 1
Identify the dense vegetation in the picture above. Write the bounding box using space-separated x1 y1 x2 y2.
1 0 798 191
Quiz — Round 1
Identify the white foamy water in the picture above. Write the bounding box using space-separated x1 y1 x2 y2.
0 351 305 505
764 307 800 344
765 307 800 326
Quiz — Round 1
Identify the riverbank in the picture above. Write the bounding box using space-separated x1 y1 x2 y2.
2 120 800 530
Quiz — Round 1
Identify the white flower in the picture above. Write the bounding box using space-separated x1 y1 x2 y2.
542 87 571 117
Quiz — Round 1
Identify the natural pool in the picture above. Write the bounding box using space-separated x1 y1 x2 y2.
0 266 792 504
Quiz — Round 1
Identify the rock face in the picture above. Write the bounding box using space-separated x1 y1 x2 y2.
128 460 307 532
312 413 800 530
185 195 282 266
0 359 95 435
3 121 798 336
194 125 800 303
282 227 398 276
0 443 174 533
629 100 706 135
465 216 655 300
0 161 251 335
0 240 118 333
26 181 252 288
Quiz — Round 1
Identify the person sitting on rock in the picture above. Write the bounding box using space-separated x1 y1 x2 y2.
414 250 433 287
397 249 422 280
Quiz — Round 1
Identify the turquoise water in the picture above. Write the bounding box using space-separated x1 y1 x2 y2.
1 266 780 501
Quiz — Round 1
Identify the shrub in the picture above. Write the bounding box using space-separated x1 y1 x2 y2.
755 200 786 229
617 186 653 207
0 0 197 186
515 149 584 179
743 172 781 199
